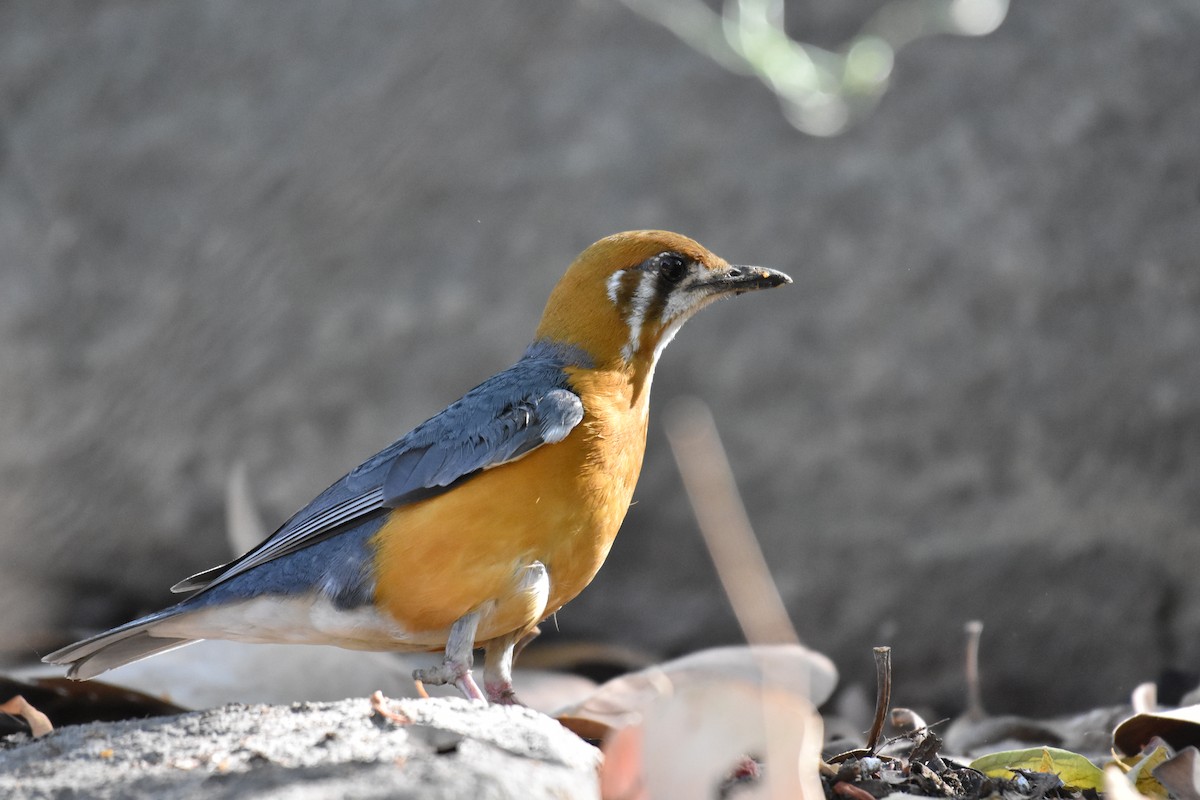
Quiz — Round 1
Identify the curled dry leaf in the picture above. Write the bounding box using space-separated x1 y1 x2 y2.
0 694 54 738
599 679 824 800
1115 704 1200 757
1106 765 1155 800
556 643 837 741
1131 682 1158 715
369 690 412 725
832 780 877 800
1151 745 1200 800
1115 740 1172 799
890 707 929 735
0 675 186 729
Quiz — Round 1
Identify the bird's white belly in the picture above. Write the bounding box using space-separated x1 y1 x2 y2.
151 595 448 651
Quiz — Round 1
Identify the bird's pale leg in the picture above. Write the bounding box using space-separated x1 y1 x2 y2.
483 626 540 705
483 634 519 705
514 625 541 661
483 561 549 704
413 611 485 702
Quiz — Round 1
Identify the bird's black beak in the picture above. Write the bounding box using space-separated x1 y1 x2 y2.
700 265 793 296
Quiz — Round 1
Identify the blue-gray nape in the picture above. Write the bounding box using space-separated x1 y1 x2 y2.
522 339 594 370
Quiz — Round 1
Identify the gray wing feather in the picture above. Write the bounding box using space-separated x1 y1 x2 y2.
170 487 385 592
382 388 582 505
172 353 584 594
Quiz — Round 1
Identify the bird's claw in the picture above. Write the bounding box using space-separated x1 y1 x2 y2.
413 663 486 703
485 681 522 705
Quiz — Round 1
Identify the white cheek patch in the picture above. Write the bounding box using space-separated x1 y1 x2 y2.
608 268 660 362
621 271 657 361
608 268 715 367
606 270 626 304
661 289 692 326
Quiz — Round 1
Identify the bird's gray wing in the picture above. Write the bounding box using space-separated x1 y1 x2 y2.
172 357 584 593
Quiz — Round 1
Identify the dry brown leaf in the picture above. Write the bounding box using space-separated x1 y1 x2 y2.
557 643 837 741
599 723 646 800
0 675 186 729
1115 704 1200 756
369 690 412 725
1 694 54 738
1107 765 1154 800
1152 746 1200 800
599 679 824 800
833 780 877 800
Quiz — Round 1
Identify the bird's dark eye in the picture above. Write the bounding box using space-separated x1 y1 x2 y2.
657 253 687 284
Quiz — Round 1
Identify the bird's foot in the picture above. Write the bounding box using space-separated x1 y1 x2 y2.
413 610 487 702
482 624 538 706
413 662 486 703
485 680 523 706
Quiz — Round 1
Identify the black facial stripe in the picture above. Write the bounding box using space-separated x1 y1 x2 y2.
645 273 672 326
617 268 641 313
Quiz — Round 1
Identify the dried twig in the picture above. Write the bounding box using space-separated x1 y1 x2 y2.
369 690 411 725
665 399 819 800
865 647 892 753
963 620 985 721
828 646 895 764
664 398 798 646
225 460 268 555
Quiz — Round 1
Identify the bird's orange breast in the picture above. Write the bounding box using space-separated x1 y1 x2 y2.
369 365 649 644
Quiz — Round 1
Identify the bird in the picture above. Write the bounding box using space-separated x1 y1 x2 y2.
44 230 791 704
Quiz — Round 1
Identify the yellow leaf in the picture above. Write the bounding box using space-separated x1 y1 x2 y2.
1123 744 1171 798
970 746 1106 790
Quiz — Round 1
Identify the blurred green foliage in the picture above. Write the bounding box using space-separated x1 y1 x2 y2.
620 0 1009 135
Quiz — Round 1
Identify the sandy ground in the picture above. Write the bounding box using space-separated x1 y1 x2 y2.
0 696 600 799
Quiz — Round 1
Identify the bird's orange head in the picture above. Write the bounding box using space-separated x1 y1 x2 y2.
534 231 791 376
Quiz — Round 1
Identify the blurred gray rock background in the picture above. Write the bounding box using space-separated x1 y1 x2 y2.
2 0 1198 717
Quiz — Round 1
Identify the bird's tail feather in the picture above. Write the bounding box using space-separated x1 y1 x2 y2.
43 612 200 680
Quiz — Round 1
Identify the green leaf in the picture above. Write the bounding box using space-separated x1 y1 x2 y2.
970 746 1106 790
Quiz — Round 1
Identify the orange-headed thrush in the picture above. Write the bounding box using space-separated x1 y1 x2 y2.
45 230 791 703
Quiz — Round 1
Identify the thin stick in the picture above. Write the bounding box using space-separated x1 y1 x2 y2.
963 620 985 721
866 647 892 753
664 398 799 646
